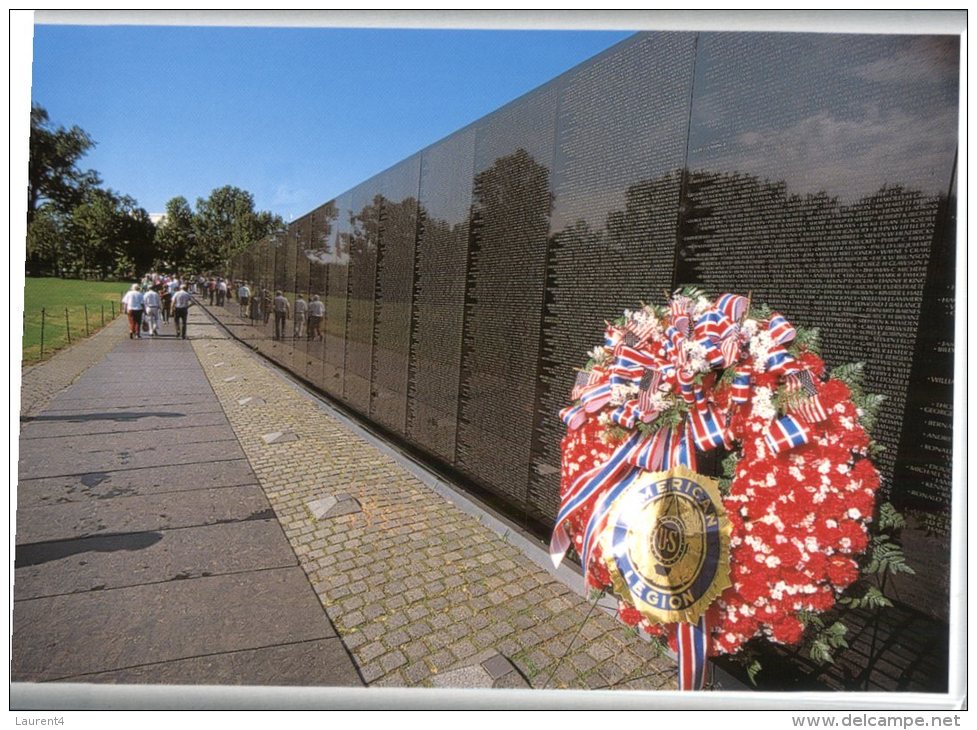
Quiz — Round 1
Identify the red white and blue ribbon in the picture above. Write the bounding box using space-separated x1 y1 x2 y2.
677 615 711 690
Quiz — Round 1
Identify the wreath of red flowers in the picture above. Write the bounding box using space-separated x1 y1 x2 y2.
554 291 882 659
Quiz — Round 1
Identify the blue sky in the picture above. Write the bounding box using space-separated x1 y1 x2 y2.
29 22 633 220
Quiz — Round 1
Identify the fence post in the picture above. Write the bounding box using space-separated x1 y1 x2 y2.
65 307 71 345
40 308 45 359
84 304 90 336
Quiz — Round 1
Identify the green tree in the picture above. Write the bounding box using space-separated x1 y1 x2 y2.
64 188 155 279
153 196 196 271
28 104 101 223
192 185 283 271
26 204 66 275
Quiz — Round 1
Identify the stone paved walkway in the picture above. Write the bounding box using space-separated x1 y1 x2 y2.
15 299 678 693
13 309 362 689
195 304 678 691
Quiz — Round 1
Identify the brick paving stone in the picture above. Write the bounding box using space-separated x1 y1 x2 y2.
405 621 433 640
425 649 455 673
383 629 410 649
403 640 429 662
404 661 432 685
357 641 386 664
380 650 408 674
448 639 478 662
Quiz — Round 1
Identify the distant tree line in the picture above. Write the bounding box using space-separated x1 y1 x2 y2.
27 104 283 279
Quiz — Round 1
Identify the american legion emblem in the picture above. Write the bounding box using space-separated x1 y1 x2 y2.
602 465 731 625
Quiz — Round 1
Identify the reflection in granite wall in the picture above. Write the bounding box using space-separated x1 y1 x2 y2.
677 32 959 629
225 31 957 692
409 128 476 462
456 85 560 511
291 214 312 375
344 186 378 410
532 32 697 521
371 157 422 435
324 192 351 392
305 202 337 384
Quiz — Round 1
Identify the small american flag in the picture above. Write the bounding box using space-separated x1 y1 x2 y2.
637 368 660 412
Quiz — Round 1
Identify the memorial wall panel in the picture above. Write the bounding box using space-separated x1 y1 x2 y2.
254 239 276 358
530 32 697 521
324 192 351 396
270 224 299 366
677 33 957 635
409 127 476 462
370 156 421 435
291 214 313 375
305 201 338 384
455 84 561 510
344 183 380 410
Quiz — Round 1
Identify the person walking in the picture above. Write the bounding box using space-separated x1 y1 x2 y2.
307 294 325 341
161 286 172 324
143 286 162 336
121 284 145 339
217 278 228 306
238 281 251 317
273 291 290 341
171 285 193 340
293 293 308 339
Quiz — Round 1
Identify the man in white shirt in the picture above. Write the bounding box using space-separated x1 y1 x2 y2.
293 294 308 339
121 284 145 339
143 287 162 336
238 282 251 317
307 294 325 341
171 285 193 340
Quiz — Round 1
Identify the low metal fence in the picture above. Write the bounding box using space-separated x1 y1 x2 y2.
22 302 121 364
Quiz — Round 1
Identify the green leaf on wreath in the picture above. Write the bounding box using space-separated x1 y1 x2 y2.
775 385 810 415
854 392 887 434
718 366 737 388
867 441 886 458
746 659 763 687
840 586 893 610
789 326 822 356
822 622 849 649
676 285 709 301
809 639 835 665
721 450 740 479
797 610 824 630
876 502 907 532
831 362 866 395
866 535 915 576
748 302 773 321
809 623 848 665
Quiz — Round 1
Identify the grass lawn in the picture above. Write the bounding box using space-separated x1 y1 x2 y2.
22 277 132 364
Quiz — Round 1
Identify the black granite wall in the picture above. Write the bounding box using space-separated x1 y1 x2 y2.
226 30 958 692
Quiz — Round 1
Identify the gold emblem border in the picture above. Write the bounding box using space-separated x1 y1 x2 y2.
602 464 732 626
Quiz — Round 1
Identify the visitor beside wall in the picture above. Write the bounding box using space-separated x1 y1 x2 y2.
273 291 290 341
307 295 325 341
293 294 308 339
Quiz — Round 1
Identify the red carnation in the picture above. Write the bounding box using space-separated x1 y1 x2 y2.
819 379 852 408
826 557 859 588
798 352 826 378
770 616 805 645
618 603 644 627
